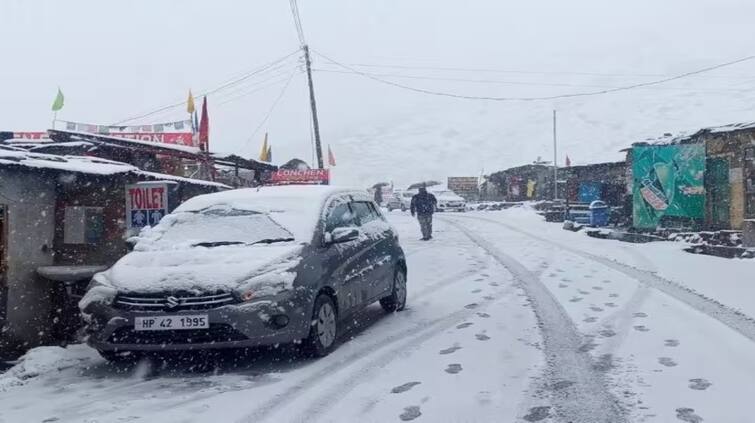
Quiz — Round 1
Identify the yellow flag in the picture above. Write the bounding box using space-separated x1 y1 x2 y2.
259 133 269 162
186 90 195 114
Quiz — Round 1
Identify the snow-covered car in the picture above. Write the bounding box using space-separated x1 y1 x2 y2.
79 186 408 361
433 190 467 212
386 190 415 212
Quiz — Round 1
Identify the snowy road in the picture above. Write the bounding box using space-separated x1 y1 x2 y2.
2 208 755 422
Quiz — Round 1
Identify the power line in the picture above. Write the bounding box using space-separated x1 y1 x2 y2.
313 50 755 102
289 0 306 45
216 70 304 106
313 68 753 93
242 67 299 151
111 49 301 125
320 61 755 80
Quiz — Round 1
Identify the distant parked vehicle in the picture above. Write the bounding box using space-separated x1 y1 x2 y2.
433 190 467 212
386 190 415 212
79 186 408 361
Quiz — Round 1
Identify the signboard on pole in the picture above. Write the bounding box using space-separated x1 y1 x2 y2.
269 169 330 185
448 176 480 200
126 182 170 229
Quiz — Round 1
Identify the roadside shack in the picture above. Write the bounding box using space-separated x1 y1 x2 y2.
0 148 229 358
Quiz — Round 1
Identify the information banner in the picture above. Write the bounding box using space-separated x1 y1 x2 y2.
269 169 330 185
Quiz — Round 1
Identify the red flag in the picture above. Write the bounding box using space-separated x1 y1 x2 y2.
565 154 571 167
327 144 336 167
198 97 209 151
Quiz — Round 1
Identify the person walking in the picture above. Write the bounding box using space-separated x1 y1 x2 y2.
410 185 437 240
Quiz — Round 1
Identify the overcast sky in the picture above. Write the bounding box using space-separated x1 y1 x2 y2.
3 0 755 186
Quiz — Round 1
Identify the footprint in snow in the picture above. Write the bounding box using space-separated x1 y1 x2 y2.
464 303 479 310
659 357 677 367
391 382 421 394
480 273 490 277
609 293 619 298
602 279 611 284
399 406 422 421
560 277 571 282
475 390 492 406
604 302 617 308
439 346 462 355
599 329 616 338
445 363 463 374
474 278 485 282
633 325 650 332
583 316 598 323
475 333 491 341
483 295 495 301
590 306 604 312
488 282 500 287
476 312 490 318
569 297 584 303
456 322 474 329
547 272 557 277
665 339 680 347
584 274 593 279
689 379 712 390
676 407 704 423
592 286 603 291
522 406 551 422
578 290 591 295
633 312 648 318
471 289 482 293
558 283 569 288
556 268 564 273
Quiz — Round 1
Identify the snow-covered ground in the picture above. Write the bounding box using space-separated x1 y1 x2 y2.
2 207 755 422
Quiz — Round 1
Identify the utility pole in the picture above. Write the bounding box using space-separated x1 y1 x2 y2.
303 45 324 169
553 109 558 200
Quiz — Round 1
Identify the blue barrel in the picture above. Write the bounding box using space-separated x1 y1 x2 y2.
589 200 609 227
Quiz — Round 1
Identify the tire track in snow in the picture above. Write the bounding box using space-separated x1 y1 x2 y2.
451 214 755 345
236 243 499 422
443 218 627 423
286 270 523 422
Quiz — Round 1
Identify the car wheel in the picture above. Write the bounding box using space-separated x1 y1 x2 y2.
380 269 407 312
303 294 338 357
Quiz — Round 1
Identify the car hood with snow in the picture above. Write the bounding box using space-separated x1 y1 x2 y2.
79 186 349 309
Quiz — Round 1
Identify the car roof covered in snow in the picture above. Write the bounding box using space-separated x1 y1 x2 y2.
173 185 370 241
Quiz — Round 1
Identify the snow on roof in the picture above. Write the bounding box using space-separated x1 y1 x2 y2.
29 141 95 151
134 170 231 189
175 185 368 240
0 149 230 189
705 121 755 134
0 149 136 175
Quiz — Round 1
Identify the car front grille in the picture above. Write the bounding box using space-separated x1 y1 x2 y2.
114 291 237 311
108 324 248 345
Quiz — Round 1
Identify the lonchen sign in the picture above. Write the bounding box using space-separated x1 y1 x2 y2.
269 169 330 185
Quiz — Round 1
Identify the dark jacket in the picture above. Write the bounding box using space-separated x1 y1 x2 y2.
411 191 437 215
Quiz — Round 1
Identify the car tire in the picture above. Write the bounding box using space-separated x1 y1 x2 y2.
380 269 407 312
303 294 338 357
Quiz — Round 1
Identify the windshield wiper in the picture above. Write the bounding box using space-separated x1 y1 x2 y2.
192 238 294 248
249 237 295 245
192 241 245 248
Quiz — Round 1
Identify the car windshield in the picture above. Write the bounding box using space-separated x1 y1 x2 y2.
147 207 294 249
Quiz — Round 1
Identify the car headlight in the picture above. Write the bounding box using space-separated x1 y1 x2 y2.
79 273 118 312
236 270 298 303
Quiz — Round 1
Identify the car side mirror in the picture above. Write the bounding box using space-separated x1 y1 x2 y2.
125 237 138 252
325 227 360 245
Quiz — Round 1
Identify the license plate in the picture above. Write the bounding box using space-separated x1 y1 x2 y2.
134 315 209 331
